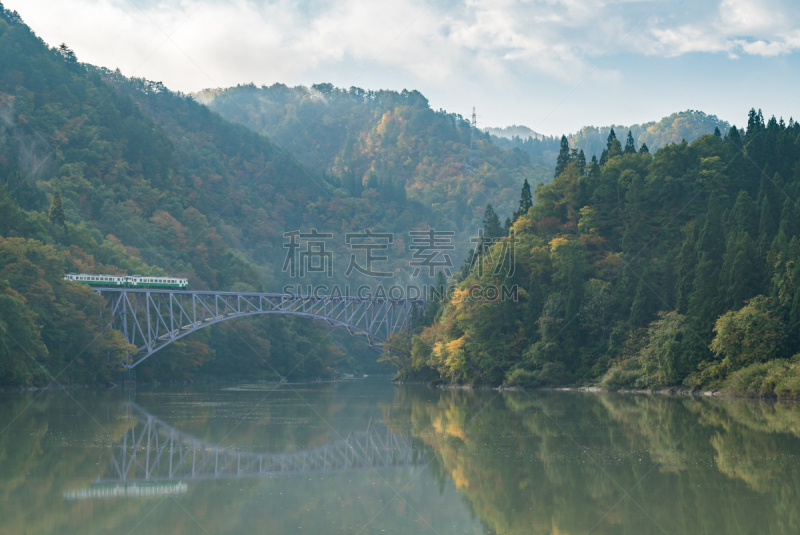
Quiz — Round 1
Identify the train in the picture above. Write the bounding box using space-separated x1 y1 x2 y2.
63 273 189 289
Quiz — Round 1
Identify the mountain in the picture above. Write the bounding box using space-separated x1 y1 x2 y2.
483 124 543 140
395 111 800 396
0 4 393 385
492 110 732 168
194 83 552 229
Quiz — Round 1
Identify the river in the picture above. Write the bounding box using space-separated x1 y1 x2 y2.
1 378 798 534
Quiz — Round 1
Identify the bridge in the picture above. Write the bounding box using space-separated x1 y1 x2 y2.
64 403 423 499
95 289 424 369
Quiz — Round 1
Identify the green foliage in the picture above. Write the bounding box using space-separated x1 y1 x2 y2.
725 357 800 398
0 10 434 384
414 109 800 393
710 296 784 369
197 83 552 230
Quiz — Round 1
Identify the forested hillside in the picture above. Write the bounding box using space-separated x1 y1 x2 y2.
196 83 550 227
495 110 730 168
0 4 439 385
396 111 800 397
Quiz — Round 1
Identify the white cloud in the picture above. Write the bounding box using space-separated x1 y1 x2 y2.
3 0 800 133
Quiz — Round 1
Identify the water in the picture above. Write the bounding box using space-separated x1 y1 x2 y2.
1 379 799 534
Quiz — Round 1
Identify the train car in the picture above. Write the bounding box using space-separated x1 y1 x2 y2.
63 273 125 287
63 274 189 289
126 275 188 289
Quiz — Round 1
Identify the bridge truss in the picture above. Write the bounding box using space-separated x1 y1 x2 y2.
91 404 422 485
96 289 423 369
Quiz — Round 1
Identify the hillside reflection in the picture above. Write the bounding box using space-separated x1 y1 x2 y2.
1 382 800 534
390 389 800 535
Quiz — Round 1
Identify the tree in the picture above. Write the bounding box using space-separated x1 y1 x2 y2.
624 130 636 154
640 311 690 386
378 331 414 378
482 203 503 239
710 296 783 370
639 143 649 155
513 179 533 222
606 128 617 151
728 190 758 237
48 192 67 231
555 135 570 177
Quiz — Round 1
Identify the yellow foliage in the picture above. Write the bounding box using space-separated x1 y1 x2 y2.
446 335 467 354
549 236 570 253
450 465 470 490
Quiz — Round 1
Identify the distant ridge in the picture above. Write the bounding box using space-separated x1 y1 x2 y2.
490 110 732 166
484 124 544 140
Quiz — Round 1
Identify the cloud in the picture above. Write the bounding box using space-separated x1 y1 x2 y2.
4 0 800 134
649 0 800 58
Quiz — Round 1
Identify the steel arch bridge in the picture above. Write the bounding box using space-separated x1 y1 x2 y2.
95 289 424 369
64 403 423 499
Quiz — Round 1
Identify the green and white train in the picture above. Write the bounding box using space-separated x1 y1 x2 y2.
63 274 189 289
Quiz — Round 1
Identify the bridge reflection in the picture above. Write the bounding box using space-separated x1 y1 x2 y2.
66 403 422 499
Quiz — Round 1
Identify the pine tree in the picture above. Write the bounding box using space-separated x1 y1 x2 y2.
577 149 586 175
728 190 758 237
676 222 698 313
758 195 777 255
778 196 798 239
624 130 636 154
628 275 656 329
606 129 617 151
524 274 543 342
718 230 759 310
588 155 600 179
714 126 721 137
482 204 503 239
639 143 649 155
48 192 66 230
621 174 647 257
555 135 570 177
513 179 533 222
688 195 725 327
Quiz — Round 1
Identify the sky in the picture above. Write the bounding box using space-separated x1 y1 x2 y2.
6 0 800 136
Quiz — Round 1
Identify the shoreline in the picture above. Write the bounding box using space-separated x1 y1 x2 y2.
393 380 800 401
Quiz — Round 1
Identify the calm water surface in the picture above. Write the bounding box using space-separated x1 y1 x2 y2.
1 379 799 534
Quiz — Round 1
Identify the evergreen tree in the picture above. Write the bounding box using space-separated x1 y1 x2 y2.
727 190 758 238
621 174 647 257
714 126 721 137
482 204 504 239
607 130 622 159
718 230 759 311
606 129 617 151
588 155 600 178
758 195 777 255
778 196 798 239
624 130 636 154
513 179 533 221
676 222 699 313
48 192 66 230
628 276 656 329
576 149 586 175
688 194 725 332
524 274 543 342
639 143 649 155
555 135 571 177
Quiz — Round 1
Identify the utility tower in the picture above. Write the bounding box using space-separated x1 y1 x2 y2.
467 107 479 169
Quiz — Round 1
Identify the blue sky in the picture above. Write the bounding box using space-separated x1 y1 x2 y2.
7 0 800 135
